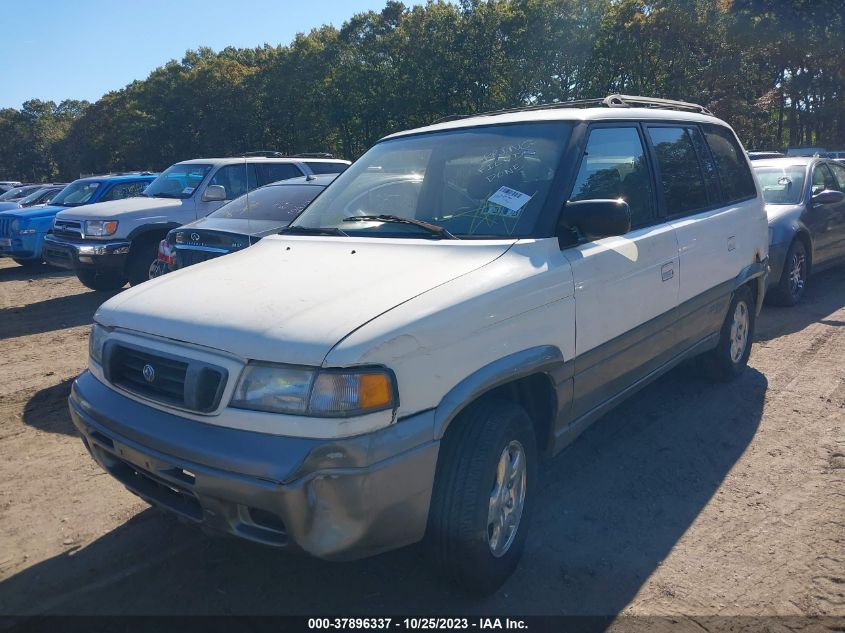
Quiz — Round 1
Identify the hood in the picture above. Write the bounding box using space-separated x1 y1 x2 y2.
0 202 24 212
180 215 288 237
96 235 515 366
4 205 67 220
56 196 183 220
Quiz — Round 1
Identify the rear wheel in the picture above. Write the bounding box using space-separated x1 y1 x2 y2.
702 284 755 382
126 236 160 286
76 269 126 291
427 399 537 595
769 239 808 307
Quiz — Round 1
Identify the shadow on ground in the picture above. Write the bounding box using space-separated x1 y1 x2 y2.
21 378 78 435
0 288 117 340
3 363 767 616
755 266 845 342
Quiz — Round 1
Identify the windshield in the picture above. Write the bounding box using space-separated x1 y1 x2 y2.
753 165 807 204
291 122 571 238
19 187 56 206
51 181 101 206
144 163 212 199
0 185 38 200
209 184 324 222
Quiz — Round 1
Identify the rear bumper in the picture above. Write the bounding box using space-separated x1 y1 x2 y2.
43 234 130 272
69 371 439 560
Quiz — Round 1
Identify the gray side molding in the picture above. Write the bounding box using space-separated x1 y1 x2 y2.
433 345 565 439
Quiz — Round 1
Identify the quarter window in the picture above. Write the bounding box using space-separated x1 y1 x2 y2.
702 125 756 203
647 126 709 216
569 126 655 227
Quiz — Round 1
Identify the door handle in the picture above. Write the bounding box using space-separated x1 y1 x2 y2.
661 262 674 282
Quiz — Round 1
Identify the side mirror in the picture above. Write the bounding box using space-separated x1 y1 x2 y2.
558 199 632 242
811 189 845 205
202 185 227 202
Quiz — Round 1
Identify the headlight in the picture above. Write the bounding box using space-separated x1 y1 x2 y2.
89 324 108 365
85 220 118 237
231 363 396 417
10 219 19 232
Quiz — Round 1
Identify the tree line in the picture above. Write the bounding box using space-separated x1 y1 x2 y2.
1 0 842 182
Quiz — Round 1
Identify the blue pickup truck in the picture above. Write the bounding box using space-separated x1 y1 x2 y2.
0 172 156 267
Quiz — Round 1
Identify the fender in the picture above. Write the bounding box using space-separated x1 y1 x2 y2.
432 345 568 440
127 222 183 242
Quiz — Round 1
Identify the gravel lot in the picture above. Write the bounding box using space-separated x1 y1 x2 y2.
0 257 843 619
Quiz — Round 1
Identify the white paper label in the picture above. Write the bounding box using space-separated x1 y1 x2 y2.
487 186 532 215
182 187 195 194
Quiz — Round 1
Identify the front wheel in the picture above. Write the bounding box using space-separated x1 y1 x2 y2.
76 269 126 291
126 237 160 286
702 284 755 382
427 399 537 595
12 257 42 269
769 239 808 306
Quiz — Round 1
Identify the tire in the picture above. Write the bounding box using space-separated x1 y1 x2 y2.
126 236 160 286
76 269 126 291
427 398 537 595
12 257 42 268
768 239 808 307
702 284 755 382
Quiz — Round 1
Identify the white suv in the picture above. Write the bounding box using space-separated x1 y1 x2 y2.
70 96 768 594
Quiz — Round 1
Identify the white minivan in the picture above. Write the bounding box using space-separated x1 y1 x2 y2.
71 95 768 594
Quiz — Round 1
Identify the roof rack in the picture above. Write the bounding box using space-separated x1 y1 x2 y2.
79 171 156 178
290 152 335 159
434 94 713 124
239 151 285 158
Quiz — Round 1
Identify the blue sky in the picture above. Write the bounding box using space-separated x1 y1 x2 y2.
0 0 427 109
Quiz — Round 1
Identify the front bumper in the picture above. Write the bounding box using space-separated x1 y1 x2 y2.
43 234 130 272
0 232 45 260
69 371 439 560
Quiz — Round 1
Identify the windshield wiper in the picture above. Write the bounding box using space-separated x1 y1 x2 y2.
278 225 348 237
342 215 458 239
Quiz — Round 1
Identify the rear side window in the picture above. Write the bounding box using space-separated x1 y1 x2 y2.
569 126 655 228
256 163 303 185
305 161 348 175
703 125 756 203
828 162 845 191
99 180 149 202
647 126 709 216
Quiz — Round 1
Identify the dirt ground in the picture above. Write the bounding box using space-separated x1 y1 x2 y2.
0 257 843 621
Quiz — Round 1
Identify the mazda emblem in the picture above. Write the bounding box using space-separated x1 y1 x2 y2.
190 232 201 242
142 364 156 383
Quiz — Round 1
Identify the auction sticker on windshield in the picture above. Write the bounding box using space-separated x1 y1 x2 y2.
487 186 532 216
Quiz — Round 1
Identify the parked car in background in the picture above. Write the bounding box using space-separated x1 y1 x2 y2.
152 174 336 277
70 96 768 594
44 154 350 290
0 185 66 211
0 181 22 194
0 173 156 267
786 147 828 157
748 150 785 160
0 184 43 201
752 156 845 305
